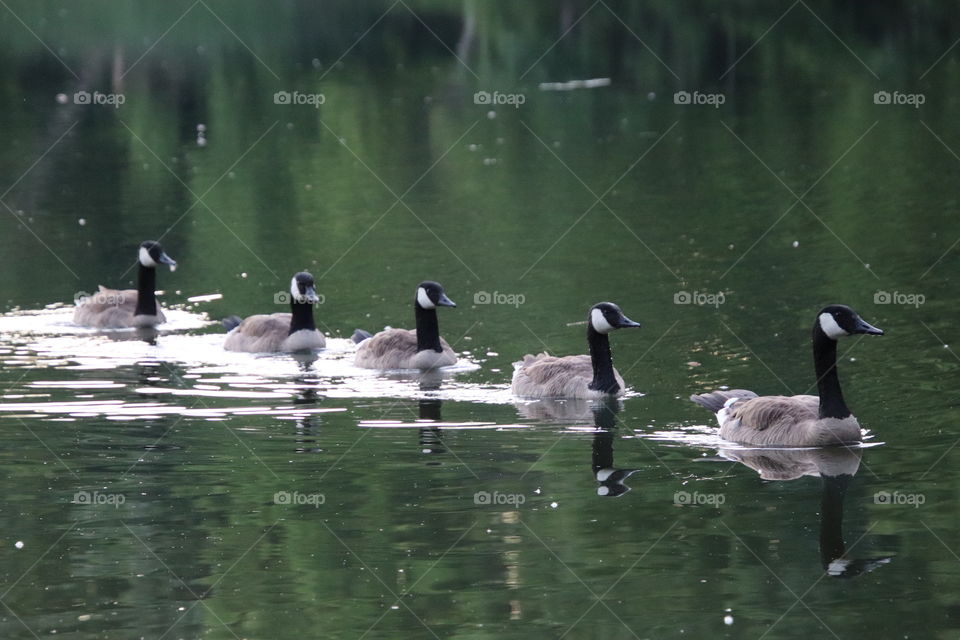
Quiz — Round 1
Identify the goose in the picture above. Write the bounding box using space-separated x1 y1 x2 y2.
73 240 176 328
223 272 326 353
511 302 641 399
354 281 457 369
690 304 883 446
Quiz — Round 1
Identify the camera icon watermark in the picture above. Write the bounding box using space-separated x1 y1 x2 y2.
273 491 325 507
674 290 726 308
474 490 526 506
274 90 326 108
673 490 725 506
873 490 924 508
473 290 526 308
73 90 126 109
873 90 924 108
873 290 924 308
473 90 525 108
673 90 725 108
72 490 126 508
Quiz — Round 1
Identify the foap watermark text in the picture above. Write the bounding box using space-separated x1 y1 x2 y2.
274 291 325 305
474 490 526 506
874 491 925 508
274 90 325 108
274 491 325 507
874 290 924 307
74 91 125 108
74 290 127 306
674 90 725 108
674 290 726 307
873 90 924 108
73 490 126 508
674 490 725 506
474 91 525 108
474 291 525 307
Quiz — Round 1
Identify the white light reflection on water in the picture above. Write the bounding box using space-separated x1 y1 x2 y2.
0 307 519 427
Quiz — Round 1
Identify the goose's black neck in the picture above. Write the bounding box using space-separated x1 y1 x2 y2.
288 298 316 334
134 264 158 316
813 325 850 419
415 304 443 352
587 327 620 394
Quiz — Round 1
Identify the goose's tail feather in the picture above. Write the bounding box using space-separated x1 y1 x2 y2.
351 329 373 344
222 315 243 332
689 389 758 413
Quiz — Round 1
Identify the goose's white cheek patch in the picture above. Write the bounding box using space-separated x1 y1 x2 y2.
590 308 614 334
290 277 300 300
417 287 435 309
139 247 157 268
818 313 847 340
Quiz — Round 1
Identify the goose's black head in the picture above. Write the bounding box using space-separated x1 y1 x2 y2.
816 304 884 341
415 281 456 310
588 302 641 334
289 271 319 304
138 241 177 271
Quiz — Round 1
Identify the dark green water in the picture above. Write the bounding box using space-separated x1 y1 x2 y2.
1 2 959 638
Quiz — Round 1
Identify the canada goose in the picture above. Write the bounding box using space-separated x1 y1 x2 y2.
223 272 326 353
73 240 177 328
354 281 457 370
511 302 641 399
690 304 884 446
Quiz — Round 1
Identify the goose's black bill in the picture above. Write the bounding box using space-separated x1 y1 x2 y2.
437 293 456 307
853 317 883 335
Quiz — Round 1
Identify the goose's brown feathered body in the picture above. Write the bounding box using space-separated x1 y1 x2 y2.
73 285 166 329
354 328 456 369
691 390 862 446
511 352 626 399
223 313 325 353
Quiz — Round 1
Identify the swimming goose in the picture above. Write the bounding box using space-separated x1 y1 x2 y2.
690 304 883 446
354 281 457 369
73 240 177 328
224 272 326 353
511 302 641 399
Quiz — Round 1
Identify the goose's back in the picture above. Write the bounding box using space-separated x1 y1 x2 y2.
511 352 624 399
720 394 860 445
224 313 291 352
354 328 456 369
73 286 160 328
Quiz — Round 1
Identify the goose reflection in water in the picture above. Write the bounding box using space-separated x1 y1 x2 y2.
414 373 447 459
100 326 159 345
716 446 893 578
515 397 639 497
590 399 641 498
417 398 446 458
293 415 322 454
291 368 321 453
